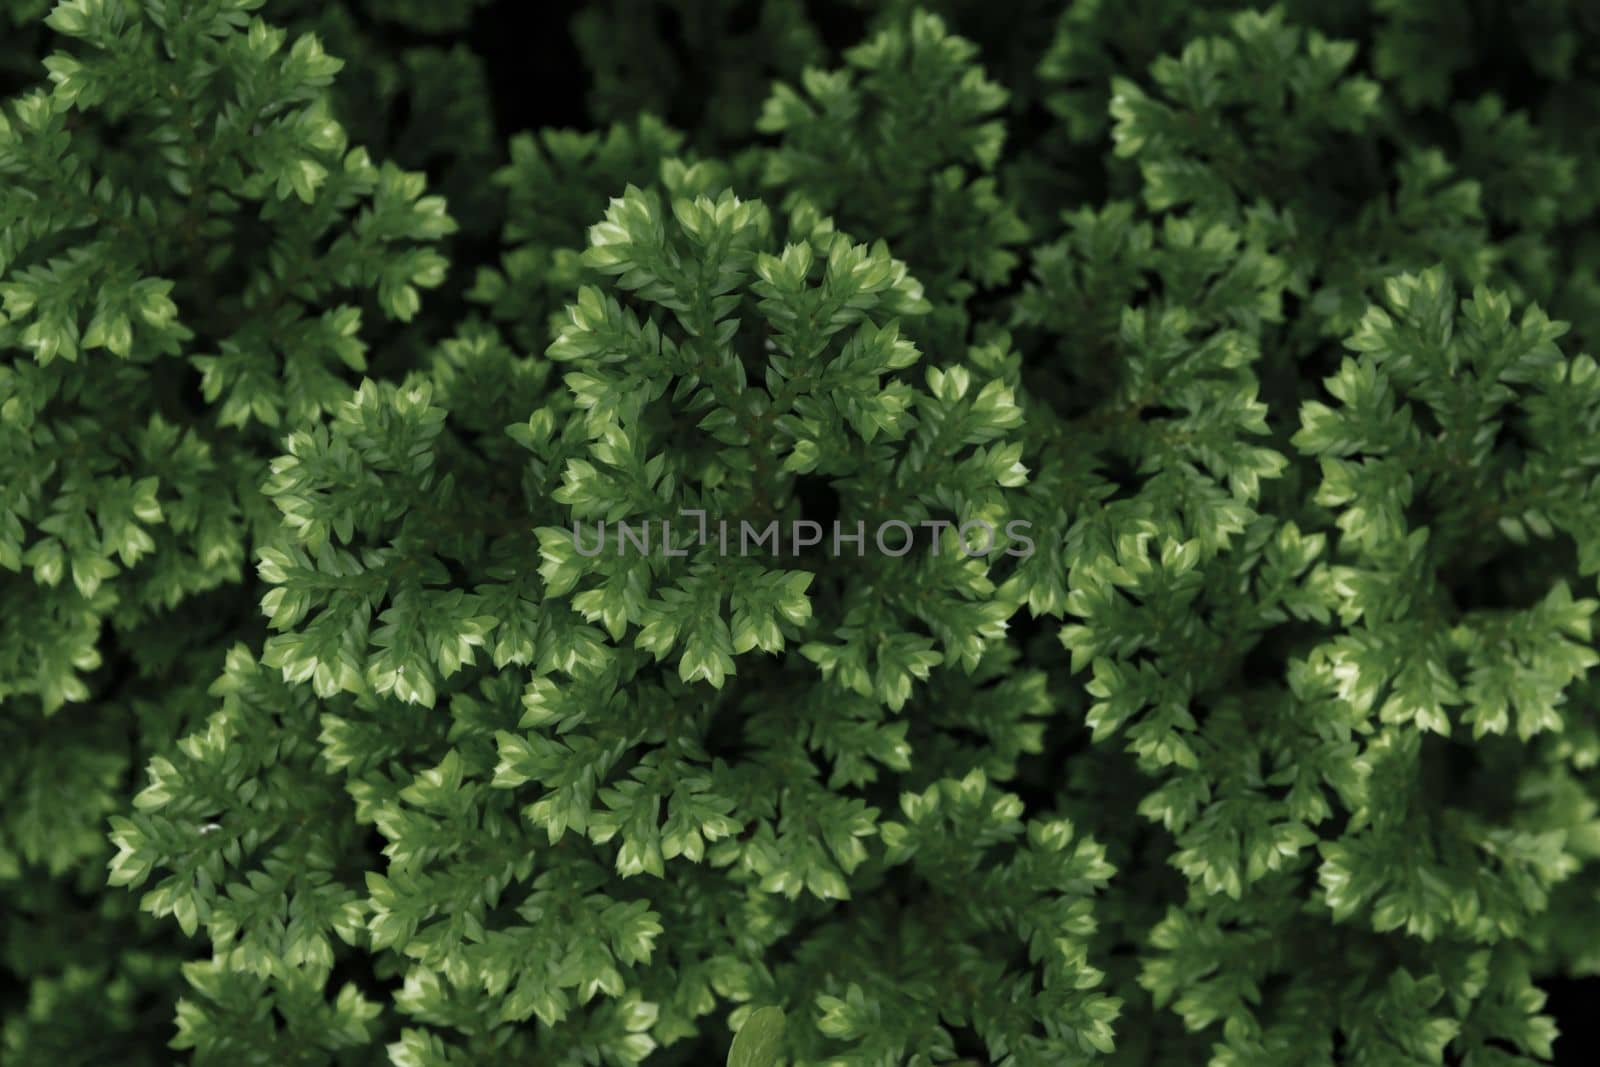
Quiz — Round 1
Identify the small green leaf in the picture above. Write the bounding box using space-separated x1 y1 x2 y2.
728 1006 785 1067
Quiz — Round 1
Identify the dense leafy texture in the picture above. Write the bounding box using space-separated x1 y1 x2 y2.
5 1 1600 1065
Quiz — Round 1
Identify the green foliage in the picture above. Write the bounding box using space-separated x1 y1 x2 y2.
5 1 1600 1066
756 10 1028 349
728 1006 787 1067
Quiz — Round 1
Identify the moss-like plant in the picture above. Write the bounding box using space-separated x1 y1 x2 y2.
4 2 1600 1065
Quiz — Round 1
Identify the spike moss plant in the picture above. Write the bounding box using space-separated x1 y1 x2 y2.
4 1 1600 1065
